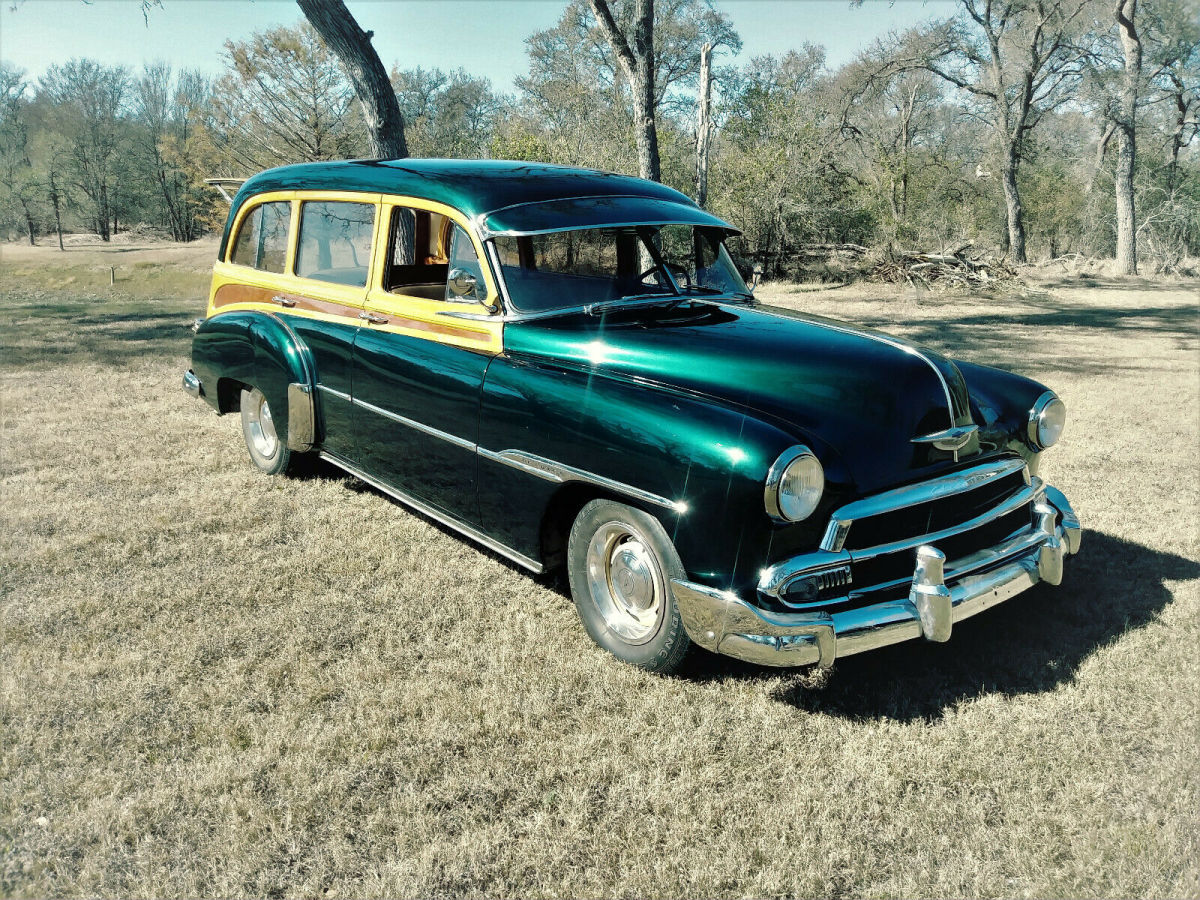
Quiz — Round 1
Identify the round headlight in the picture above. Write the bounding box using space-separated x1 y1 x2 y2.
765 446 824 522
1028 393 1067 450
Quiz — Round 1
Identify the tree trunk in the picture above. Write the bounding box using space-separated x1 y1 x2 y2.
1114 0 1141 274
1114 124 1136 273
695 42 713 207
49 170 64 251
296 0 408 159
590 0 662 182
1000 146 1027 263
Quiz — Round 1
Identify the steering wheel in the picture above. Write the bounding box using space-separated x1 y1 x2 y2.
639 262 692 288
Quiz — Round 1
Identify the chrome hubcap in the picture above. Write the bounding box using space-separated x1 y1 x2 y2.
246 389 278 459
585 521 664 643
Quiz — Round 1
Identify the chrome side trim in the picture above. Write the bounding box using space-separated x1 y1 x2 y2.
182 369 202 399
820 457 1028 551
315 385 476 452
352 396 477 451
286 383 315 452
318 451 544 574
478 448 686 513
316 383 351 403
312 386 682 513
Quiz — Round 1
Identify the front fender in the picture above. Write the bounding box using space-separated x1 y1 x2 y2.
478 355 851 594
957 359 1053 464
191 311 316 450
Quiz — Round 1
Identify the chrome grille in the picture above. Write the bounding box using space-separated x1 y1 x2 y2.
821 458 1030 553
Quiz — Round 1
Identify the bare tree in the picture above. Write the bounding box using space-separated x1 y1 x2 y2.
590 0 661 181
39 59 131 241
0 64 39 244
296 0 407 159
214 23 363 172
1113 0 1141 273
880 0 1091 262
136 63 212 241
392 67 500 158
1143 0 1200 193
696 41 713 206
840 65 944 245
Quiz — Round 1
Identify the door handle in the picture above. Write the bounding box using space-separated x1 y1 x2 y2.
271 295 296 308
359 311 388 325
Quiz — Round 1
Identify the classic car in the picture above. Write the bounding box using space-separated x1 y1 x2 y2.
184 159 1080 674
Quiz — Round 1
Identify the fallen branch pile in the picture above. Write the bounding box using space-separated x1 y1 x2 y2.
870 243 1016 288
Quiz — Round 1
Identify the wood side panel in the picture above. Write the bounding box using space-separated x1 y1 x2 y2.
211 282 493 346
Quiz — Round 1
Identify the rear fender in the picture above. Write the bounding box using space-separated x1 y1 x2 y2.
191 311 317 451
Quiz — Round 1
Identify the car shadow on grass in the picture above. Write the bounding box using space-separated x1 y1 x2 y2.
690 531 1197 721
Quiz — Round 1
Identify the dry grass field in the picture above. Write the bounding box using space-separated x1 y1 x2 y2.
2 240 1198 898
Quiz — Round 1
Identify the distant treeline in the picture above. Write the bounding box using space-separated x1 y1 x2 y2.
1 0 1197 273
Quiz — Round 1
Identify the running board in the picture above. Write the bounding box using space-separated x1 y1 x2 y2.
318 452 545 574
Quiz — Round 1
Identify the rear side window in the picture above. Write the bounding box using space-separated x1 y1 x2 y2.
230 200 291 273
296 201 376 287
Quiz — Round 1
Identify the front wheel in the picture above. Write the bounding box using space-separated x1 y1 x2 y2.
566 499 692 674
239 386 292 475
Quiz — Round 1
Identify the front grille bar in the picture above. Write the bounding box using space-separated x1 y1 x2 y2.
820 457 1029 552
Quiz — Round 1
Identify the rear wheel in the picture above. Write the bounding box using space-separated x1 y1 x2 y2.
566 499 691 673
239 386 292 475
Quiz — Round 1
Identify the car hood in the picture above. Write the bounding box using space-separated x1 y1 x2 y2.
502 301 977 495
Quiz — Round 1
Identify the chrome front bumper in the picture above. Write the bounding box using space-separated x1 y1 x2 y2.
672 484 1080 669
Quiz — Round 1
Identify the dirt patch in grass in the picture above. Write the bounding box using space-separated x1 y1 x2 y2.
2 247 1198 897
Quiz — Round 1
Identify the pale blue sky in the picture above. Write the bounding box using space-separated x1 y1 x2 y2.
1 0 956 92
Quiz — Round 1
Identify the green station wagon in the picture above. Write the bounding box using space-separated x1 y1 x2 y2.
184 159 1080 674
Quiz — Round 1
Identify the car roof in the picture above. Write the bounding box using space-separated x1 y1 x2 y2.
233 158 698 223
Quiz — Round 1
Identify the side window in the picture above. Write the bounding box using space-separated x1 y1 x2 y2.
295 200 376 287
383 206 480 303
229 200 290 273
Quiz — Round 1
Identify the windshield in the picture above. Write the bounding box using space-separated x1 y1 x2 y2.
493 224 749 314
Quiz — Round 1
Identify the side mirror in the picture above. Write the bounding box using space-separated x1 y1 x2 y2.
750 264 764 293
448 267 478 298
447 267 499 313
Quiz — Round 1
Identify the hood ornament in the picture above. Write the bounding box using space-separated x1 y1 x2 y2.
912 424 979 462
